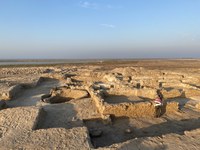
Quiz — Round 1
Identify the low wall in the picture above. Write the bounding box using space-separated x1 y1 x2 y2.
88 85 180 118
103 102 155 117
86 87 105 115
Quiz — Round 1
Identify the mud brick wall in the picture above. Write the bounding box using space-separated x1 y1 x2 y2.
103 102 156 117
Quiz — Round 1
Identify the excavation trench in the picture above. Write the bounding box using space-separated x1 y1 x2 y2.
104 94 147 104
5 78 60 108
41 87 90 104
35 103 83 130
84 116 200 148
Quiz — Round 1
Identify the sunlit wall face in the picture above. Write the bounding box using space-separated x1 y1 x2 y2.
0 0 200 59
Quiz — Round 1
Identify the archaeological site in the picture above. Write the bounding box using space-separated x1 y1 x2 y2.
0 59 200 150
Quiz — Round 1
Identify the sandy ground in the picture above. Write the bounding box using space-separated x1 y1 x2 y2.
0 59 200 149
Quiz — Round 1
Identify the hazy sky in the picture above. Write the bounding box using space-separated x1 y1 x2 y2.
0 0 200 59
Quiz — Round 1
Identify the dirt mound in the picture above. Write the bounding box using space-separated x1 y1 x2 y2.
51 88 89 99
112 67 137 76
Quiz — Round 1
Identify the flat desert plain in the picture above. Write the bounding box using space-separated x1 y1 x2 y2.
0 59 200 150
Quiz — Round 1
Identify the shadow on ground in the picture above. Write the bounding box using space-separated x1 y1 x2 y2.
84 116 200 148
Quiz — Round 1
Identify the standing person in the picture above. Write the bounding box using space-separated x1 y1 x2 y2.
154 89 163 106
153 89 163 117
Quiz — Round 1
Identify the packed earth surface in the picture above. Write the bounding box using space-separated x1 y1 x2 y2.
0 59 200 150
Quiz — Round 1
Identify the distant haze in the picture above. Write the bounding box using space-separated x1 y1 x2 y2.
0 0 200 59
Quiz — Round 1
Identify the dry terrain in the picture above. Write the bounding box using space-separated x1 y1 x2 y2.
0 59 200 150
